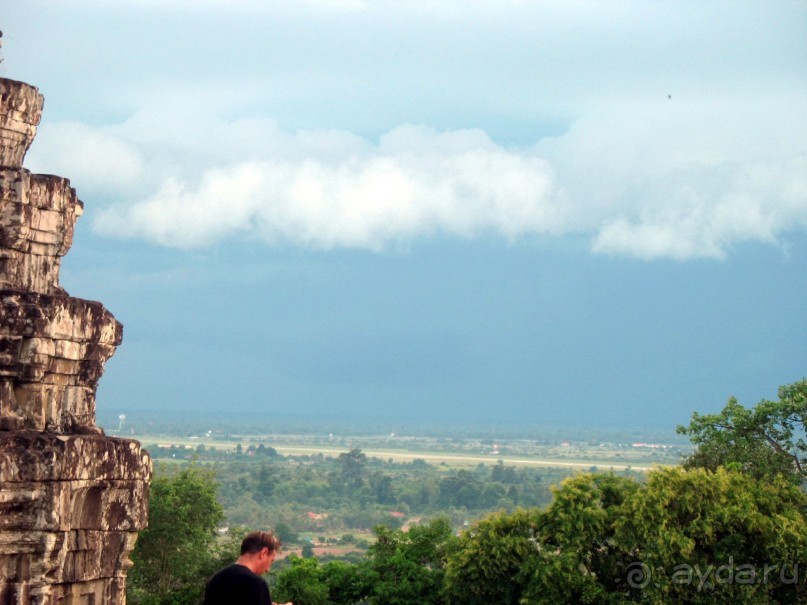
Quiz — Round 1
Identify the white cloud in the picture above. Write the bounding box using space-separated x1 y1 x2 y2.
32 90 806 260
94 125 563 250
592 154 807 260
26 122 143 196
15 1 806 260
535 94 807 260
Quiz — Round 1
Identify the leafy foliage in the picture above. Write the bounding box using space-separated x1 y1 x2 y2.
273 519 455 605
272 557 333 605
525 473 639 604
193 448 561 533
338 448 368 490
443 508 542 605
615 466 807 604
366 518 456 605
443 467 807 605
678 379 807 484
127 464 237 605
273 555 371 605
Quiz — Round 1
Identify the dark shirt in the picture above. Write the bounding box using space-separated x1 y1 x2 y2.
203 563 271 605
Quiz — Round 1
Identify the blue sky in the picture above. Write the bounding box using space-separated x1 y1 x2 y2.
2 1 805 431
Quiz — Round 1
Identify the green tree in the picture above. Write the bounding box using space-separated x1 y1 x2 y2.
491 460 518 483
256 464 275 498
367 518 456 605
446 467 807 605
438 471 480 508
678 379 807 484
127 465 234 605
272 557 330 605
523 473 638 605
274 521 299 544
273 556 373 605
339 448 368 489
370 472 396 505
443 508 542 605
615 467 807 605
320 559 374 605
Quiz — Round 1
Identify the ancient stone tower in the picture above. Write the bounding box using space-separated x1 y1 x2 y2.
0 76 152 604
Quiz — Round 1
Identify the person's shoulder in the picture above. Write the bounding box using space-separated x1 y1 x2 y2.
212 563 265 582
204 565 244 605
209 563 245 581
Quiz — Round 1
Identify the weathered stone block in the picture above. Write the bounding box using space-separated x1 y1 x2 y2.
0 252 64 296
0 293 121 345
0 479 148 532
0 434 151 602
0 433 152 483
0 292 122 432
0 80 43 169
0 170 82 294
0 530 139 586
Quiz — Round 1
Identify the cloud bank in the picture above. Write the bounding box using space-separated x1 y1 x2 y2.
91 125 563 250
29 92 805 261
17 2 807 261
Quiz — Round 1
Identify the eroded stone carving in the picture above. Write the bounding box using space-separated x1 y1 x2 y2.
0 76 152 605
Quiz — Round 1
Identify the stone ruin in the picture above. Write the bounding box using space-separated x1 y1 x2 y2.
0 77 152 603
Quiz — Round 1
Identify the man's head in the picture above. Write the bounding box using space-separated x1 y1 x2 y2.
239 530 281 575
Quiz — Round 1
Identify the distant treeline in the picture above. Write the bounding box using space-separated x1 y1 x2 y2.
144 445 592 532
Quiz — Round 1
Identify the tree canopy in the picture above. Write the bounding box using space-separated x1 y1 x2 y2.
127 465 238 605
678 379 807 484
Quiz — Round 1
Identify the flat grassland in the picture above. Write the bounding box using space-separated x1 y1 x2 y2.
132 431 686 472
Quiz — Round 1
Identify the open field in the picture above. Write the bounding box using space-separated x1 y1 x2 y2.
132 431 684 472
268 444 658 471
